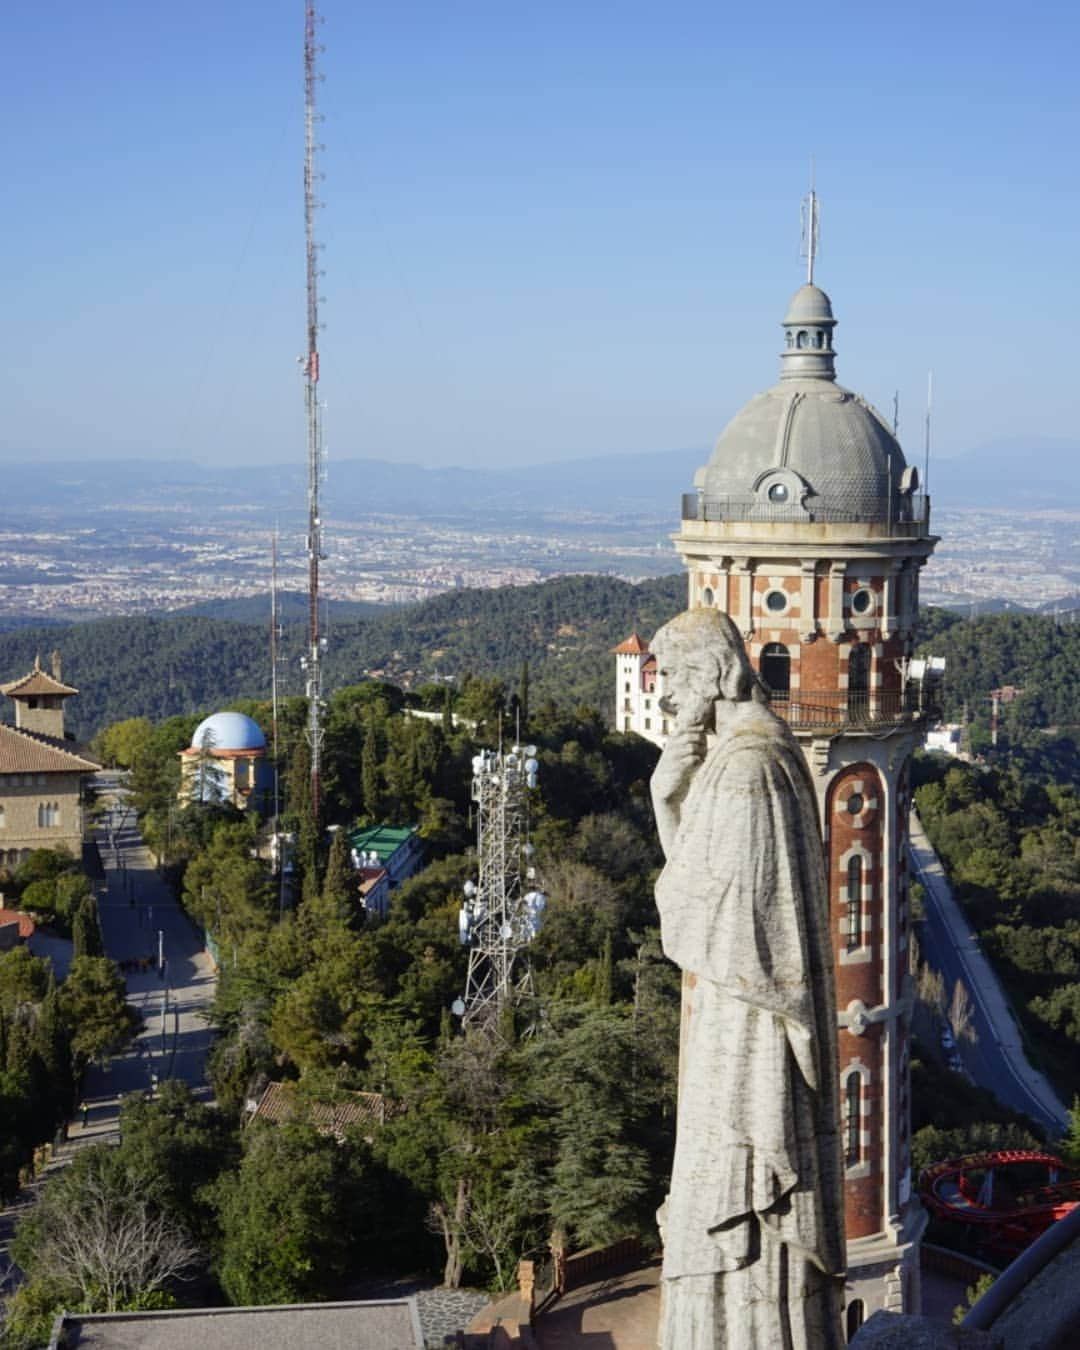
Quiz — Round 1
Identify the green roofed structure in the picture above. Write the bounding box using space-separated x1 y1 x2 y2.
346 824 424 910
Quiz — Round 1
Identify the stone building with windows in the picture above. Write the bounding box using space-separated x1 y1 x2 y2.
617 273 940 1330
0 654 100 864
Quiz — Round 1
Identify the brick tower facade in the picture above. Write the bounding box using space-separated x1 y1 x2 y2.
666 277 938 1331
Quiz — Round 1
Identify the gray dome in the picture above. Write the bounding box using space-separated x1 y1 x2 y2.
783 284 834 325
697 283 907 521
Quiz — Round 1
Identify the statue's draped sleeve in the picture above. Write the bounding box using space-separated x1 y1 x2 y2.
655 734 823 1090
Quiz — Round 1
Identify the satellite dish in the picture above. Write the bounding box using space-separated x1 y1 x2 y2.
451 998 466 1017
525 745 537 757
500 921 514 941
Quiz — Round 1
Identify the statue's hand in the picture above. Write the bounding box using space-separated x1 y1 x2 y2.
652 724 706 807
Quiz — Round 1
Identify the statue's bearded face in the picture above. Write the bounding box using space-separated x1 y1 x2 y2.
656 642 717 728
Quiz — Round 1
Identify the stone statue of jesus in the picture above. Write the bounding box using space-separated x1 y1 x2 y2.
651 608 845 1349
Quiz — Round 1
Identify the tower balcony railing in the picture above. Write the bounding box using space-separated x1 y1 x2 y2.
768 688 936 732
680 492 930 536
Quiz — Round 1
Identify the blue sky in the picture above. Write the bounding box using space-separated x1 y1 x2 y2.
2 0 1076 470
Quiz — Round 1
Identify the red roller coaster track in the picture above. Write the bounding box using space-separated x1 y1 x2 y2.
919 1150 1080 1260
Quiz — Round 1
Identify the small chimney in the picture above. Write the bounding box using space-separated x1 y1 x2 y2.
51 650 62 681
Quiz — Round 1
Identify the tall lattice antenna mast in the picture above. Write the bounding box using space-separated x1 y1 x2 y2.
302 3 326 830
454 744 546 1039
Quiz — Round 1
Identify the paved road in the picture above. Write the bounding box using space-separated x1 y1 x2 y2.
910 810 1069 1137
72 779 217 1143
2 783 217 1289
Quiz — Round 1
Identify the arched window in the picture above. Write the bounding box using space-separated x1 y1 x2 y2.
848 644 870 720
796 329 809 349
785 332 794 349
760 643 790 697
845 1074 862 1166
846 1299 865 1339
814 330 824 349
846 856 863 950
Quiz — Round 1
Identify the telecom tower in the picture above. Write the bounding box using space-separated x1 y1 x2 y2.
455 746 546 1035
301 3 327 827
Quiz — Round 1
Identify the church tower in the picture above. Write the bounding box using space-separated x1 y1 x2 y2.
670 216 938 1328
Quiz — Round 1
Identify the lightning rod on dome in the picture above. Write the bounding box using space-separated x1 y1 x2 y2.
800 163 820 286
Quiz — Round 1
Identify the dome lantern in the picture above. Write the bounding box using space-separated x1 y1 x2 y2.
780 283 837 381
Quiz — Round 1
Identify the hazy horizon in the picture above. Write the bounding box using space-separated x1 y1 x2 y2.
3 2 1077 471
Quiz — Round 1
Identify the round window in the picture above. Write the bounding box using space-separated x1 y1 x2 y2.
764 590 788 614
702 586 714 606
767 482 790 503
846 793 865 815
851 589 874 615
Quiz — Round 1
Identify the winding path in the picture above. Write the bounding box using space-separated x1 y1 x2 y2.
910 809 1069 1136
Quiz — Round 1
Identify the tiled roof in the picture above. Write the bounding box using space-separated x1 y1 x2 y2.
357 866 388 896
250 1081 393 1136
0 910 35 939
0 666 78 698
612 633 650 655
0 724 100 775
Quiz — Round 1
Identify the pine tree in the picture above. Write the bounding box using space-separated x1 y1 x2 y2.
1062 1096 1080 1170
441 686 454 735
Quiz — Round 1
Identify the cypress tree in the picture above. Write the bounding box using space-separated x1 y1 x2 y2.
517 659 530 732
72 897 103 959
321 827 354 924
361 727 381 821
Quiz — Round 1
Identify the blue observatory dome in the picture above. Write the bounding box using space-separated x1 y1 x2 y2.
190 711 266 753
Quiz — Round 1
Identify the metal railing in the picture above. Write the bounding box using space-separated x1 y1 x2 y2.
681 492 930 534
768 689 926 731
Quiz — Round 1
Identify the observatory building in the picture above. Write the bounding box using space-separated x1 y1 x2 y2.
619 255 940 1326
179 711 272 812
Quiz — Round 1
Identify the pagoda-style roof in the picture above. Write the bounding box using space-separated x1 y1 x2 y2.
0 725 99 775
612 633 650 655
1 656 78 699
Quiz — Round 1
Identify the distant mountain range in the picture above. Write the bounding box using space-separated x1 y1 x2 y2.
8 437 1077 520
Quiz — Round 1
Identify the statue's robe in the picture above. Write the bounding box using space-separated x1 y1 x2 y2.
653 699 845 1349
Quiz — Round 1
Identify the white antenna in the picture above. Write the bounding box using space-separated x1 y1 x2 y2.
800 163 820 285
892 390 900 437
923 370 933 492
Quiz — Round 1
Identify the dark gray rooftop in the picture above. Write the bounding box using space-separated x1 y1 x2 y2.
51 1298 423 1350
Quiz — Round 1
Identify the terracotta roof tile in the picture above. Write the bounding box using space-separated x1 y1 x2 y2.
0 725 100 774
0 910 35 939
1 668 78 698
612 633 650 655
250 1081 395 1137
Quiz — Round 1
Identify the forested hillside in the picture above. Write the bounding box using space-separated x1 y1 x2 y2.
918 609 1080 735
0 574 686 740
3 583 1075 746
